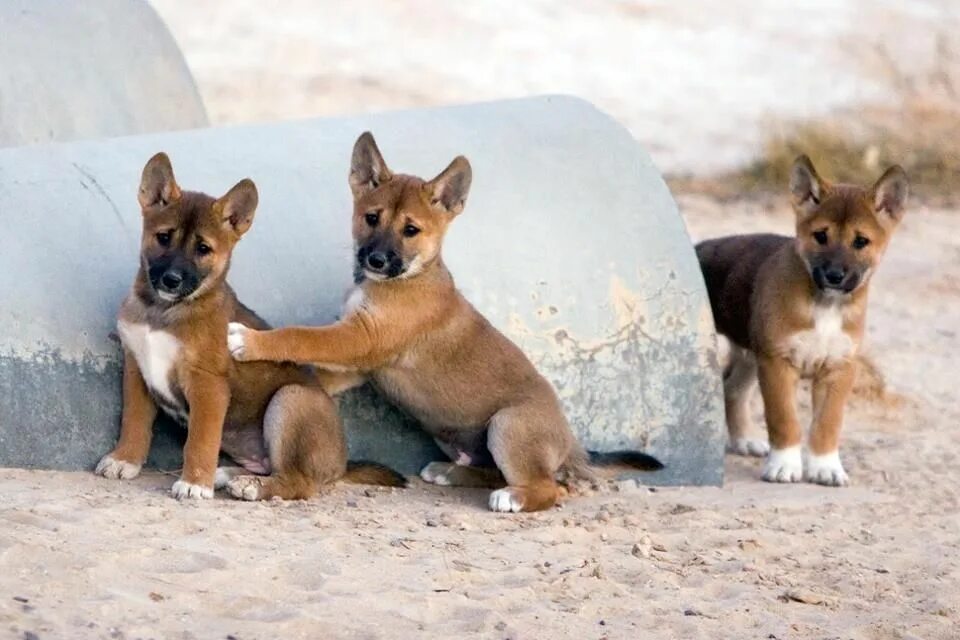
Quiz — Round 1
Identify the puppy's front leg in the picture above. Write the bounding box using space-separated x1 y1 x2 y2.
806 360 856 486
172 370 229 499
228 317 382 369
96 349 157 480
757 355 804 482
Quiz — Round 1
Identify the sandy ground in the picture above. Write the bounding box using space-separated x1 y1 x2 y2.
2 196 957 640
3 3 960 639
149 0 958 175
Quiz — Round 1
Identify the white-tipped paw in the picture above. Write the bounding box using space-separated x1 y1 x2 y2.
214 467 243 489
226 475 264 501
420 462 454 486
488 488 524 513
95 454 142 480
804 451 849 487
728 437 771 457
227 322 250 361
171 479 214 500
761 446 803 483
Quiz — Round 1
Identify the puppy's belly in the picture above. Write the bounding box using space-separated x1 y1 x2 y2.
372 368 489 435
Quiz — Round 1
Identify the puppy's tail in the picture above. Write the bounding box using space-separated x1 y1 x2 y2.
562 445 663 482
343 461 408 488
588 450 664 471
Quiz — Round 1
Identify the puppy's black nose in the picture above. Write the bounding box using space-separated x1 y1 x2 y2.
366 252 387 271
161 270 183 290
824 268 845 286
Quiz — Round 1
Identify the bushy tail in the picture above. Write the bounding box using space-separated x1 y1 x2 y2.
587 450 664 471
561 445 664 482
343 461 408 488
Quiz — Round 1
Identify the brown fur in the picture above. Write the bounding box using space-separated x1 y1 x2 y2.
697 155 908 485
228 132 661 512
95 152 405 500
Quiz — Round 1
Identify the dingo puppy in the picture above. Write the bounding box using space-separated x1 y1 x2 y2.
95 153 405 500
697 155 908 485
227 132 662 512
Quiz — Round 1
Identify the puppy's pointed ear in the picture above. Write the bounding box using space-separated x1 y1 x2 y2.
138 152 182 211
789 155 829 218
215 179 258 237
425 156 472 216
349 132 392 198
871 165 909 221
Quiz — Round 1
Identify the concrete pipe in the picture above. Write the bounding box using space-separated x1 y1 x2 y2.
0 0 207 148
0 96 724 485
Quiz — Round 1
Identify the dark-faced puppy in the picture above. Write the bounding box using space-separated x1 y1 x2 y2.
96 152 405 500
697 155 908 485
227 132 662 513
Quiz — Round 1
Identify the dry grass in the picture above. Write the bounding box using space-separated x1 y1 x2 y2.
672 36 960 204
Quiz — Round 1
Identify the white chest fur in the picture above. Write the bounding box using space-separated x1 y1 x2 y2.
342 287 366 315
117 320 183 410
785 303 855 374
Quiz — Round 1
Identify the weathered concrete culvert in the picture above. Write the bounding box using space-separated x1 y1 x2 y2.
0 96 724 485
0 0 207 148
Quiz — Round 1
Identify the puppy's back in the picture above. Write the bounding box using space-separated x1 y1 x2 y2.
696 233 791 348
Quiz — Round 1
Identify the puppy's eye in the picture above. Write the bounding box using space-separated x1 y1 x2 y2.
403 224 421 238
196 242 212 256
364 212 380 227
156 231 172 247
852 236 870 250
812 229 828 246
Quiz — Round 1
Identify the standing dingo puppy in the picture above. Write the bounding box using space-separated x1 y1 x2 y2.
697 155 908 485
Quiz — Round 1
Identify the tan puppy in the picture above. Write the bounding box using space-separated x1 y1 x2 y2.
227 132 662 512
696 155 908 485
95 152 404 500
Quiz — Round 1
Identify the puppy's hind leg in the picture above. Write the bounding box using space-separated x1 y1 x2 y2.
421 434 502 488
226 385 347 501
724 346 769 457
485 402 570 513
420 461 504 488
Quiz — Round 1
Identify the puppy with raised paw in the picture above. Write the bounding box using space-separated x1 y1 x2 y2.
228 132 662 512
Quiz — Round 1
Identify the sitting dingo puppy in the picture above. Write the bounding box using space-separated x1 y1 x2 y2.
95 152 404 500
226 132 662 512
696 155 908 485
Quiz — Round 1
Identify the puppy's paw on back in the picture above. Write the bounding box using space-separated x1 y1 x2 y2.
226 322 250 360
761 446 803 483
171 479 214 500
95 454 142 480
728 437 771 457
805 451 849 487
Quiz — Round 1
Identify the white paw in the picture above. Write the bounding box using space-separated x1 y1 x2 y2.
728 437 771 457
226 322 249 360
226 476 263 501
95 454 142 480
762 446 803 483
488 488 524 513
171 479 214 500
804 450 849 487
214 467 242 489
420 462 453 486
